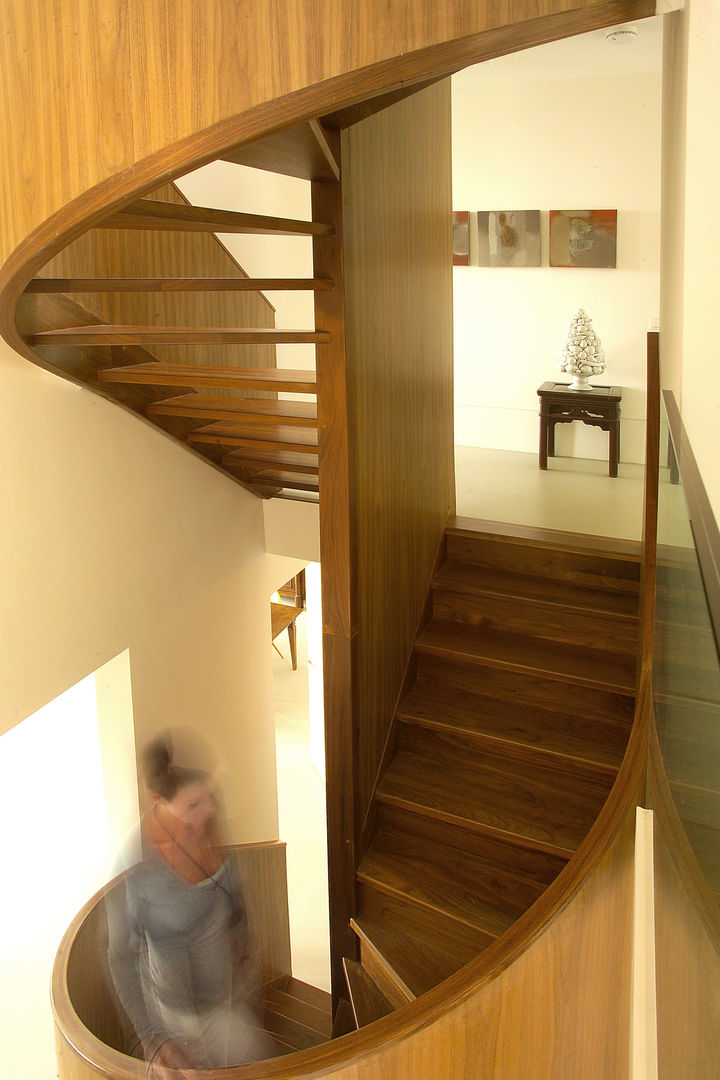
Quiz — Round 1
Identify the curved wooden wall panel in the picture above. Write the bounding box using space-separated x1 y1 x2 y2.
0 1 655 295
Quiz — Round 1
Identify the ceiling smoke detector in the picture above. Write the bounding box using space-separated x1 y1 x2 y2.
605 26 639 44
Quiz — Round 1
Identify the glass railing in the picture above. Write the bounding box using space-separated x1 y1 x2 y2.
653 392 720 905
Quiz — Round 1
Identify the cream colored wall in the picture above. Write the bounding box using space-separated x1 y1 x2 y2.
452 47 662 465
660 0 720 519
0 337 280 843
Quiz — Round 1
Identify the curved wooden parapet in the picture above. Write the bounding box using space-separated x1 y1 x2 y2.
53 703 651 1080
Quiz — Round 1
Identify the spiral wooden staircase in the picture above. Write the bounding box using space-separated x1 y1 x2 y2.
4 2 718 1079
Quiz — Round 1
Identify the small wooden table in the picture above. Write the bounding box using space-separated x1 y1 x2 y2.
537 381 623 477
271 602 303 669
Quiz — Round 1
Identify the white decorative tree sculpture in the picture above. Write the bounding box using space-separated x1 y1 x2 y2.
558 308 606 391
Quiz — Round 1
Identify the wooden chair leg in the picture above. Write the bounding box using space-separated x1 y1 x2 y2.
287 621 298 670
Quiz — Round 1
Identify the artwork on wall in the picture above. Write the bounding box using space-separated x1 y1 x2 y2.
549 209 617 268
476 210 541 267
452 211 470 265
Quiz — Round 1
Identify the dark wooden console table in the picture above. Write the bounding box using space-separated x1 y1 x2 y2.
537 381 623 477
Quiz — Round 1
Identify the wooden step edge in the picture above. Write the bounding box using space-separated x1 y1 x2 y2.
414 635 636 698
447 516 642 565
395 710 620 780
431 569 640 623
147 396 318 426
25 276 336 293
356 864 509 939
343 957 395 1028
349 918 415 1006
374 792 576 862
30 325 331 346
99 197 334 237
269 975 331 1013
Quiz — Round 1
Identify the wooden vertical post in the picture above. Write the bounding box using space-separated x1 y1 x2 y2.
312 143 359 1007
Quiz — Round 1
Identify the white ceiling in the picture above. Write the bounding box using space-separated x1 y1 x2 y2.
453 15 663 87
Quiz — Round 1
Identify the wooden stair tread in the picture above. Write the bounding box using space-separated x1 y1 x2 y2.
212 447 318 471
343 958 395 1027
98 197 333 236
264 977 332 1039
148 393 318 426
399 680 628 770
248 474 319 493
98 363 317 393
357 846 534 938
351 916 468 999
31 325 329 346
434 559 639 618
27 276 334 293
417 618 636 695
190 424 317 454
377 742 612 856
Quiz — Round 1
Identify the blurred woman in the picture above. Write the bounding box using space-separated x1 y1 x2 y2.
107 736 268 1075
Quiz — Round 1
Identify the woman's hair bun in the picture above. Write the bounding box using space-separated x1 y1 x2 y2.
143 734 174 785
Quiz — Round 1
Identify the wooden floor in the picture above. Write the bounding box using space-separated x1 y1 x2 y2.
347 519 640 1012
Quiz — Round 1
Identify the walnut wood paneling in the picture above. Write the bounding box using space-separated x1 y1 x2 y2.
341 80 455 827
0 1 656 334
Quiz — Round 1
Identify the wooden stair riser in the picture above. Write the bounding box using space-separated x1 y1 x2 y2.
98 362 317 394
399 679 628 773
356 884 495 968
413 651 634 727
416 619 637 697
446 530 640 593
374 802 567 888
262 1010 330 1051
434 560 640 619
377 747 612 857
431 586 638 655
263 993 332 1041
147 393 318 427
397 709 618 780
397 722 615 798
359 831 549 937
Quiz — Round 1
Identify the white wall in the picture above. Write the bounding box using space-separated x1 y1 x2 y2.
0 660 137 1080
176 162 316 376
452 29 662 465
661 0 720 520
0 338 280 844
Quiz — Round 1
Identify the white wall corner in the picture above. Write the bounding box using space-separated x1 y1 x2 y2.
656 0 684 13
631 806 659 1080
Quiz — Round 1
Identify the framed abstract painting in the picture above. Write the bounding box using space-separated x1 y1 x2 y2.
549 209 617 268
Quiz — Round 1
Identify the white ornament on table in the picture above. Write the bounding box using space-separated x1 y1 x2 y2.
557 308 606 390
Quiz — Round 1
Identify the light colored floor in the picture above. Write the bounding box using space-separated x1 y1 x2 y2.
455 446 645 540
272 446 684 993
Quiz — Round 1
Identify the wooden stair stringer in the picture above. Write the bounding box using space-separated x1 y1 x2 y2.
342 957 395 1029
